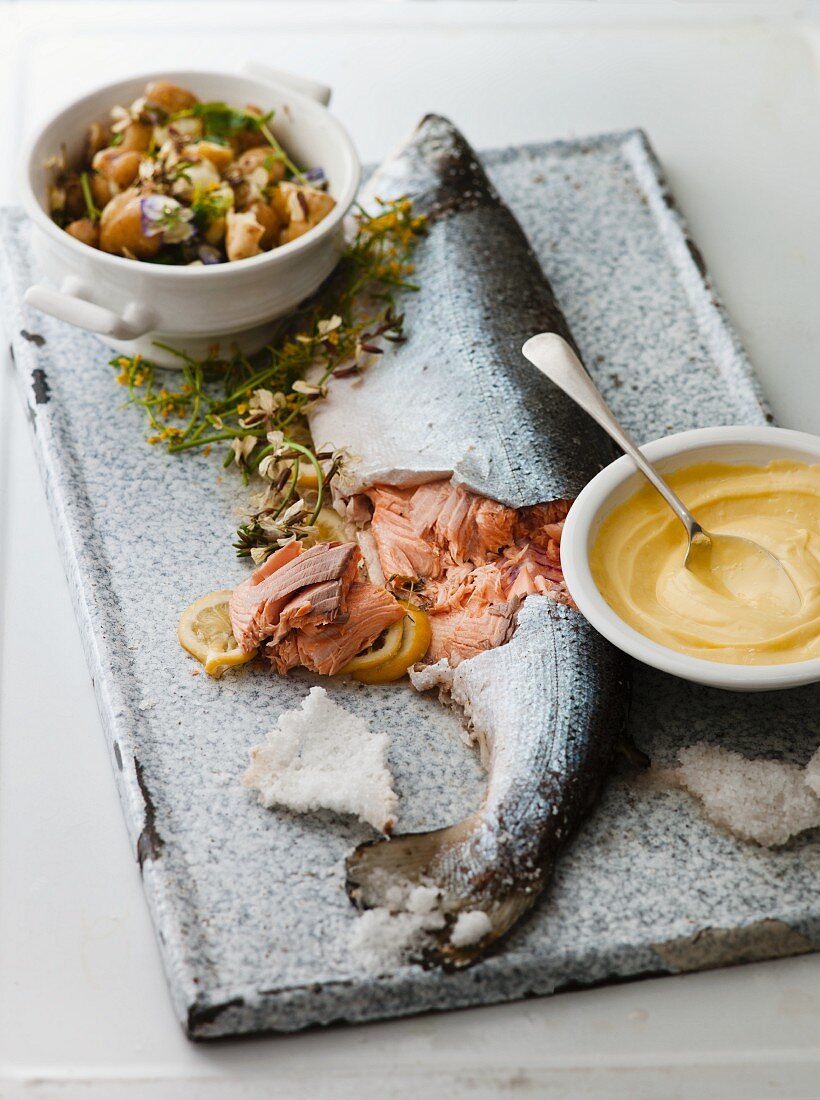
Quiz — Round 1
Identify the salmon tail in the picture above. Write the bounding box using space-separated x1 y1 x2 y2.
346 815 542 969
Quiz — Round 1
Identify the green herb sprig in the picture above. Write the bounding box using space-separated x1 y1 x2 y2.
79 172 101 221
170 101 307 184
113 197 425 560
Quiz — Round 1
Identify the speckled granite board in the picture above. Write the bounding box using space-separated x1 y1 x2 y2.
2 129 818 1040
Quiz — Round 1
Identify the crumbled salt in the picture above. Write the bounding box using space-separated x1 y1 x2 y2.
242 686 397 833
406 884 441 915
349 909 431 973
450 909 493 947
408 659 454 694
674 743 820 848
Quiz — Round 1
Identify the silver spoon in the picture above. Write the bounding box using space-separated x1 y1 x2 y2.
522 333 800 613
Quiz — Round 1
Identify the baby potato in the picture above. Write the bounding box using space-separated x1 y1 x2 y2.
184 140 233 173
99 188 161 259
92 148 142 189
118 120 153 152
248 200 283 249
236 146 285 183
65 218 100 248
225 209 264 261
145 80 199 115
232 124 267 155
277 182 336 244
85 122 110 161
60 175 87 220
90 172 113 208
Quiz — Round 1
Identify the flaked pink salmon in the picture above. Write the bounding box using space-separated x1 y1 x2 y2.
229 539 405 678
229 541 360 653
362 481 569 664
267 582 405 676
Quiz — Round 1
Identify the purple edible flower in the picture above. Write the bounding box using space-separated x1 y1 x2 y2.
140 194 196 243
304 166 327 187
197 244 224 265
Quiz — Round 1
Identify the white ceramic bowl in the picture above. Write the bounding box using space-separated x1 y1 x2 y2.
561 425 820 692
20 66 360 367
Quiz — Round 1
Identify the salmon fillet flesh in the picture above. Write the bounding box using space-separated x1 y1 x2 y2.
362 480 571 664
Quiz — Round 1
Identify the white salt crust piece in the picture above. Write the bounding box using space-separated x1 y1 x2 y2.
408 659 454 694
243 686 398 833
673 743 820 848
349 877 447 973
349 909 435 973
450 910 493 948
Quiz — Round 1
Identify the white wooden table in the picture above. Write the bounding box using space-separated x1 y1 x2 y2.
1 3 819 1097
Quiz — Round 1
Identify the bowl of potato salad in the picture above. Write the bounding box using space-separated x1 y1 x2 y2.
21 68 360 365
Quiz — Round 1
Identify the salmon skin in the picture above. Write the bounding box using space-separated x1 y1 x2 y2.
313 116 631 967
309 115 615 506
353 598 628 967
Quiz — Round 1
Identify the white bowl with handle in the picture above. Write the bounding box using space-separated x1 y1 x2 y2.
560 425 820 692
20 66 360 367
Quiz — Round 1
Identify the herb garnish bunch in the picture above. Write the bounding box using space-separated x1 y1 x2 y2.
113 197 425 561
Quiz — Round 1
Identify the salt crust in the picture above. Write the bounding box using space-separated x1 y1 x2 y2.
349 873 493 973
673 743 820 848
450 910 494 947
242 686 398 833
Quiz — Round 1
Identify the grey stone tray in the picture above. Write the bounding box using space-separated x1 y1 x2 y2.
2 129 818 1041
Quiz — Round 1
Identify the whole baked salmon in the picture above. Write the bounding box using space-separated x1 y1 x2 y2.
311 115 631 966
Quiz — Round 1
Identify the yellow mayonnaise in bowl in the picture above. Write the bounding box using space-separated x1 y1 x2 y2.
561 426 820 691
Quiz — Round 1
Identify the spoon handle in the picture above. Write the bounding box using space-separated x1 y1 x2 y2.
522 333 704 541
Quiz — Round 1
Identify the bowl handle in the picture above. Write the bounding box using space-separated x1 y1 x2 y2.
24 281 155 341
242 62 331 106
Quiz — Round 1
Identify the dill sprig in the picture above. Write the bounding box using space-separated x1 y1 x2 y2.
112 197 425 559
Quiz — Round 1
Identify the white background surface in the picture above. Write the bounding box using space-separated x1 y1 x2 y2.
1 3 819 1097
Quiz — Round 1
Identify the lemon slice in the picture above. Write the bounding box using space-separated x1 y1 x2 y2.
337 614 406 674
312 505 354 543
297 464 320 491
178 590 257 679
353 603 432 684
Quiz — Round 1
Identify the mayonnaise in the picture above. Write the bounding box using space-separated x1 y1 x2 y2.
590 460 820 665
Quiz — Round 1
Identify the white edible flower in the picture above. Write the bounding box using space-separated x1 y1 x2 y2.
250 546 270 565
110 104 131 133
250 389 284 416
231 436 257 466
172 157 221 200
265 429 286 452
257 513 285 535
258 454 278 480
279 498 305 524
317 315 342 337
167 116 203 142
292 379 325 397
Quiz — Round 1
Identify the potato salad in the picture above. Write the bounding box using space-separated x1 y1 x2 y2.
46 80 335 265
